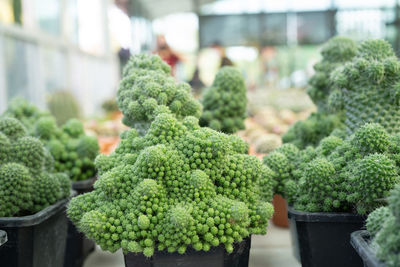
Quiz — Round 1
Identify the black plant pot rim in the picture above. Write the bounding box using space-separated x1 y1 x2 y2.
350 230 386 267
288 206 366 223
0 197 69 227
72 176 97 190
0 230 7 246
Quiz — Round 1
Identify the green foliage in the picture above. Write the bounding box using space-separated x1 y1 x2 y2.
117 54 202 134
47 90 81 126
368 184 400 267
0 117 70 217
68 112 274 256
3 99 99 181
366 207 390 237
264 123 400 214
283 37 356 148
282 113 343 149
307 36 357 112
200 67 247 134
329 39 400 135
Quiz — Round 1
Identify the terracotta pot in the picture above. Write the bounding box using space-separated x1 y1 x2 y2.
272 194 289 227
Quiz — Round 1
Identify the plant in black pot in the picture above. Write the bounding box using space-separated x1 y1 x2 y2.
0 117 71 267
67 54 275 267
3 98 100 267
351 183 400 267
262 38 400 267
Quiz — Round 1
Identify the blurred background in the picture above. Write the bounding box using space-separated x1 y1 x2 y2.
1 1 399 266
1 0 399 116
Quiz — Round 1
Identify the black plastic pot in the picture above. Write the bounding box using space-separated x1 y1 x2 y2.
288 206 365 267
0 230 7 246
124 236 251 267
64 177 97 267
0 198 69 267
350 230 386 267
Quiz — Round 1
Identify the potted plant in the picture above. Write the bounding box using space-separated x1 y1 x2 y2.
262 39 400 267
199 66 247 134
351 183 400 267
265 37 356 228
0 117 71 267
4 99 100 267
67 54 275 267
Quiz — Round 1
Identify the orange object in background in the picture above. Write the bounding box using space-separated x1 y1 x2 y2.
98 136 120 155
272 194 289 228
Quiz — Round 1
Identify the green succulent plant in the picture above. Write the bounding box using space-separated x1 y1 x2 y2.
200 66 247 134
3 99 99 181
0 117 70 217
67 56 274 257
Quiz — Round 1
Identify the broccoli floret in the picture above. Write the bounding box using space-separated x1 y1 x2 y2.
200 67 247 134
68 112 274 256
117 54 202 133
0 117 70 217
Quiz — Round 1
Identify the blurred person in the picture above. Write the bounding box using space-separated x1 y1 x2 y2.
155 35 183 76
189 65 205 96
211 41 234 68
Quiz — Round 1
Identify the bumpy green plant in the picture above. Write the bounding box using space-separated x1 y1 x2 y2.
329 39 400 135
264 123 400 214
3 99 99 181
283 37 356 148
117 54 202 134
366 207 390 237
0 117 70 217
47 90 81 126
200 67 247 134
68 113 274 256
367 184 400 267
308 36 357 112
68 57 274 256
282 113 343 149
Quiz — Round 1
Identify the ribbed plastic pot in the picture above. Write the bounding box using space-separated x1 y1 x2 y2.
124 236 251 267
0 198 69 267
288 206 365 267
64 177 97 267
350 230 386 267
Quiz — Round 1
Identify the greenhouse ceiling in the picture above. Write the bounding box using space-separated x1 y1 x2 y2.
131 0 216 19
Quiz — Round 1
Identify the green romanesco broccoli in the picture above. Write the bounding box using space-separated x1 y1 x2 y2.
0 117 70 217
200 66 247 134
